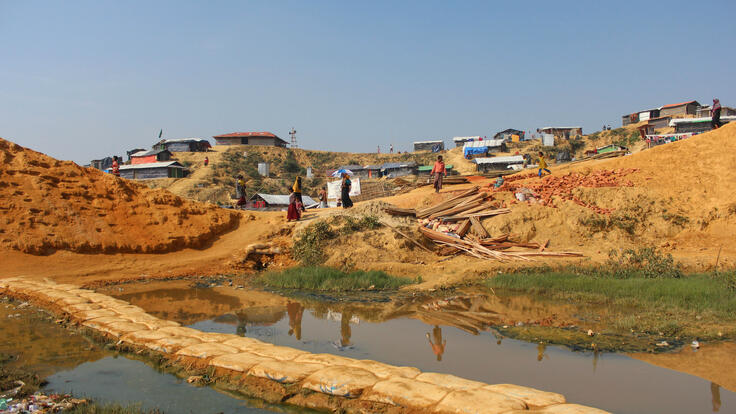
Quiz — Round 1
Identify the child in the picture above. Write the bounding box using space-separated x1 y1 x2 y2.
538 152 551 177
286 192 302 221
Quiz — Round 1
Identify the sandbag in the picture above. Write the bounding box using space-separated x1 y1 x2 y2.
362 377 448 409
98 321 150 337
248 360 324 383
81 316 131 330
302 366 378 398
507 404 610 414
484 384 565 408
63 303 103 313
349 360 420 380
120 329 176 346
54 295 91 306
246 344 307 361
433 389 526 414
209 352 275 372
76 292 118 303
294 353 355 367
117 316 179 330
73 309 118 321
175 343 240 359
222 337 265 350
148 336 202 354
416 372 487 391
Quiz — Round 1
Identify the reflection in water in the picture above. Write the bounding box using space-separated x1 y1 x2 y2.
117 285 736 414
712 382 721 412
427 326 446 361
287 302 304 340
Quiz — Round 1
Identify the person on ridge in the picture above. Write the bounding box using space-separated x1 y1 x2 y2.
111 156 120 177
711 98 722 129
538 151 551 178
235 175 247 209
430 155 447 193
292 176 305 211
340 173 353 209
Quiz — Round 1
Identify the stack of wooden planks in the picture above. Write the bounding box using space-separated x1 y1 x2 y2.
383 186 583 261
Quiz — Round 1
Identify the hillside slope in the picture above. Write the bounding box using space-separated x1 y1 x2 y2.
0 137 238 255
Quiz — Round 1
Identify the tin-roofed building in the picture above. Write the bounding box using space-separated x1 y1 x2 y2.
538 127 583 139
119 161 187 180
130 149 173 165
249 193 318 210
669 116 736 134
452 136 482 147
213 132 288 147
381 161 417 177
463 139 505 159
154 138 211 152
473 156 524 173
659 100 700 117
494 129 525 142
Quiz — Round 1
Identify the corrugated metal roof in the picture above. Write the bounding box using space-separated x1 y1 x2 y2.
463 140 504 148
256 193 318 207
413 140 443 144
661 100 698 109
473 156 524 165
669 115 736 126
539 127 582 131
163 138 210 143
339 165 364 170
453 136 481 142
213 132 278 138
119 161 184 170
381 161 417 169
417 164 454 171
132 149 171 157
364 165 381 170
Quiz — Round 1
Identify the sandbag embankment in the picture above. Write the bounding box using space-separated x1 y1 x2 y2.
0 277 609 414
0 138 238 254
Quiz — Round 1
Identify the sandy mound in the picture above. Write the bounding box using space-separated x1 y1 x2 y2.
0 137 239 254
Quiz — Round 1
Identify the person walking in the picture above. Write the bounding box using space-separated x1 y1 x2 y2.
111 156 120 177
711 98 722 129
538 152 551 177
286 191 302 221
292 176 304 211
235 175 247 209
318 186 328 208
390 144 394 154
204 156 209 167
341 173 353 209
430 155 447 193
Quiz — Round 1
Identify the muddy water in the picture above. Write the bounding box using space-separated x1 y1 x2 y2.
0 299 311 413
112 283 736 414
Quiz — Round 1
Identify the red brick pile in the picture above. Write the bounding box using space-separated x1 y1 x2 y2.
496 169 638 214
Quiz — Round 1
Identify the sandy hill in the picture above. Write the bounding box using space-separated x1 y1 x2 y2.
0 137 239 255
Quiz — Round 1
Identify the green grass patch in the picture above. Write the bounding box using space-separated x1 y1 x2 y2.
64 403 161 414
258 266 414 291
486 271 736 317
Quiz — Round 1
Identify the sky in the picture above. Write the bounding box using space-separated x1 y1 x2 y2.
1 0 734 164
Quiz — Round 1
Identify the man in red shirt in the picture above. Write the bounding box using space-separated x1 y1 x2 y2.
430 155 447 193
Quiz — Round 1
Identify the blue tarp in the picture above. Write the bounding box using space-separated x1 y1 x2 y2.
464 145 489 158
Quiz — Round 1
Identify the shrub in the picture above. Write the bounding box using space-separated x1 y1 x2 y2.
258 266 413 291
607 247 682 279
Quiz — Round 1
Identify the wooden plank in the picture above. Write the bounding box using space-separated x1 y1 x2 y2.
539 239 550 252
382 221 433 253
384 205 417 217
469 216 490 238
456 220 471 238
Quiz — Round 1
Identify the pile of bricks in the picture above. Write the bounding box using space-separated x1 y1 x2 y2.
497 169 638 214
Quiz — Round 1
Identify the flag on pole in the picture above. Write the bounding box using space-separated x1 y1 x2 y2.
158 129 163 138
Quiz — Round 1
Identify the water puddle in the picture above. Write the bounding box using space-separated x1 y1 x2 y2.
109 282 736 414
0 298 311 413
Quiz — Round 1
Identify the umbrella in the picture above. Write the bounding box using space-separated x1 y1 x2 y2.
331 169 353 177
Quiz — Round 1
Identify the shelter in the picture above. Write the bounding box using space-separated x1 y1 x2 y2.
249 193 318 210
213 132 288 147
696 105 736 118
452 136 482 147
621 108 661 126
417 164 454 175
646 116 672 130
130 149 173 165
90 156 119 171
119 161 187 180
538 127 582 139
364 165 382 178
659 100 700 117
413 140 444 152
596 144 627 154
463 140 505 158
125 148 146 162
381 161 417 177
338 165 368 179
473 156 524 173
669 116 736 134
493 129 525 142
154 138 211 152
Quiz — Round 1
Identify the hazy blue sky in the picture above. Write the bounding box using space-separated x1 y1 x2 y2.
1 1 734 164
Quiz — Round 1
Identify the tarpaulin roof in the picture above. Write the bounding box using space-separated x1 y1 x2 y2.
661 100 699 109
669 115 736 126
119 161 184 170
255 193 318 207
453 136 481 142
473 156 524 165
213 132 278 138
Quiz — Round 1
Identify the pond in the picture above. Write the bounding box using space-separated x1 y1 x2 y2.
109 282 736 414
